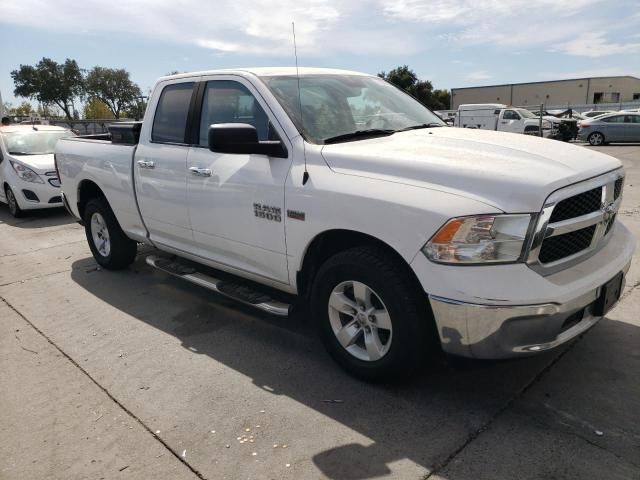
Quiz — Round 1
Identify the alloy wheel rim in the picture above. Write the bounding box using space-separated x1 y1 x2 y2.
591 133 603 145
90 213 111 257
328 280 393 362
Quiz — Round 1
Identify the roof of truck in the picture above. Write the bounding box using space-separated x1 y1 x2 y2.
158 67 369 82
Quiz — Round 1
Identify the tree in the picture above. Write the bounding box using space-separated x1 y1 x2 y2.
11 58 84 119
432 89 451 110
85 67 141 119
11 101 35 116
83 98 115 119
378 65 449 110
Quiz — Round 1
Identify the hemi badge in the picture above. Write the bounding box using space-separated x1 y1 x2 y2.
287 210 306 221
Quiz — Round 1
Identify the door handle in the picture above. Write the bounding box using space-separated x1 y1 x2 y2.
189 167 212 177
137 160 155 169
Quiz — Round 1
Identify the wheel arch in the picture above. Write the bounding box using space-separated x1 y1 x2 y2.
77 179 106 221
296 229 425 300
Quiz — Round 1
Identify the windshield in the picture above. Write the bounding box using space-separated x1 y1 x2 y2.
259 74 444 144
516 109 537 119
1 130 73 155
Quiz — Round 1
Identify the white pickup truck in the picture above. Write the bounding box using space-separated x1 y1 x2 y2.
455 103 555 136
55 68 635 380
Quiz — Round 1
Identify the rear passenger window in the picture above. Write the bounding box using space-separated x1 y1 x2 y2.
602 116 624 123
152 82 195 143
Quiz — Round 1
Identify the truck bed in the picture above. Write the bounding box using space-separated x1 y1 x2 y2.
54 122 148 242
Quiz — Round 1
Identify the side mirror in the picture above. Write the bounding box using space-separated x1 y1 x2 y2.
208 123 287 158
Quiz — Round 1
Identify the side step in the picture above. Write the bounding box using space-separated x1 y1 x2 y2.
145 255 290 316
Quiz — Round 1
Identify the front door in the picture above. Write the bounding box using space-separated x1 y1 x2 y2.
186 78 292 284
135 81 195 251
500 110 523 133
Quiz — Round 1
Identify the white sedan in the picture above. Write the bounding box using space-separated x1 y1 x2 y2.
0 125 74 217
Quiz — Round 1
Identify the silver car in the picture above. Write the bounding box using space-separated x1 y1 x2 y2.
578 112 640 145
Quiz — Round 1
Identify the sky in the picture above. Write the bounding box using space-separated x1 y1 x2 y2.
1 0 640 107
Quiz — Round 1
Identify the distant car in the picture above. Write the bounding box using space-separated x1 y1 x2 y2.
577 112 640 146
0 125 74 217
582 110 614 118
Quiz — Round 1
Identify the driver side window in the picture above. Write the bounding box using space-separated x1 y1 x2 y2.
503 110 520 120
199 80 271 145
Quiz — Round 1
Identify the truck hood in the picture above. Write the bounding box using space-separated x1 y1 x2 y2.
320 127 620 212
8 153 55 173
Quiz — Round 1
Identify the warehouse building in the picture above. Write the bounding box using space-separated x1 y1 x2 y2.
451 76 640 109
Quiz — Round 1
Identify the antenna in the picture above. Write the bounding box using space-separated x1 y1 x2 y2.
292 21 309 185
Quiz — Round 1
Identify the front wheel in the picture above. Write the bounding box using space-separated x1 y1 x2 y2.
311 246 435 381
588 132 605 146
84 196 137 270
5 186 24 218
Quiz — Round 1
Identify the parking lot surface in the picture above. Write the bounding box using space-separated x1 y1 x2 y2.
1 144 639 480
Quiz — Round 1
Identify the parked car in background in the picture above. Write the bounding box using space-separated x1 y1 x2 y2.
55 68 634 380
455 104 553 135
455 104 576 140
0 125 73 217
578 112 640 145
582 110 615 118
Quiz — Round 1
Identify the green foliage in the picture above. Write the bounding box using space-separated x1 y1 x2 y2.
378 65 450 110
11 58 84 119
85 67 142 119
12 101 35 116
83 98 115 119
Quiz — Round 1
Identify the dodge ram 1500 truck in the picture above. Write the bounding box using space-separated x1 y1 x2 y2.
55 68 635 380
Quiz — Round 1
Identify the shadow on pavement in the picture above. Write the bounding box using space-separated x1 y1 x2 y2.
0 206 75 229
69 253 621 479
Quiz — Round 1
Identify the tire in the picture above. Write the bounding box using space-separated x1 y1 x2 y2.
83 196 137 270
5 186 23 218
588 132 605 146
311 246 435 381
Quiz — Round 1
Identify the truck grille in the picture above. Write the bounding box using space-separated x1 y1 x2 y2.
549 186 602 223
529 171 624 272
538 225 596 263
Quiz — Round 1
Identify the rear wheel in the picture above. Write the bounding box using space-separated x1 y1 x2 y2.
5 186 23 218
84 196 137 270
588 132 605 146
311 246 435 381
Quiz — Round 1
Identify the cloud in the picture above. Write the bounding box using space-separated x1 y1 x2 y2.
465 71 493 81
1 0 346 56
558 32 640 58
382 0 620 54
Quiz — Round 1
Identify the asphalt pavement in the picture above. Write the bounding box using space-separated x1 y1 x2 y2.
1 144 639 480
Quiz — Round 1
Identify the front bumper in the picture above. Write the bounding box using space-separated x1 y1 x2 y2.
415 222 635 359
12 179 63 210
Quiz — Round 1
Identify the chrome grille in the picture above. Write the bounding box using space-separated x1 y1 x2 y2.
528 170 624 274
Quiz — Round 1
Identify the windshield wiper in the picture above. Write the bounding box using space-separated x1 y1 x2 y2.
395 123 444 132
323 129 395 144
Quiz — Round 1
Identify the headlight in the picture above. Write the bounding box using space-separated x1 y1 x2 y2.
10 161 44 184
423 214 533 264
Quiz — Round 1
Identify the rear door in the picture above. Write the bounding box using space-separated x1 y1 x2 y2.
135 80 197 251
185 76 293 284
599 115 626 141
